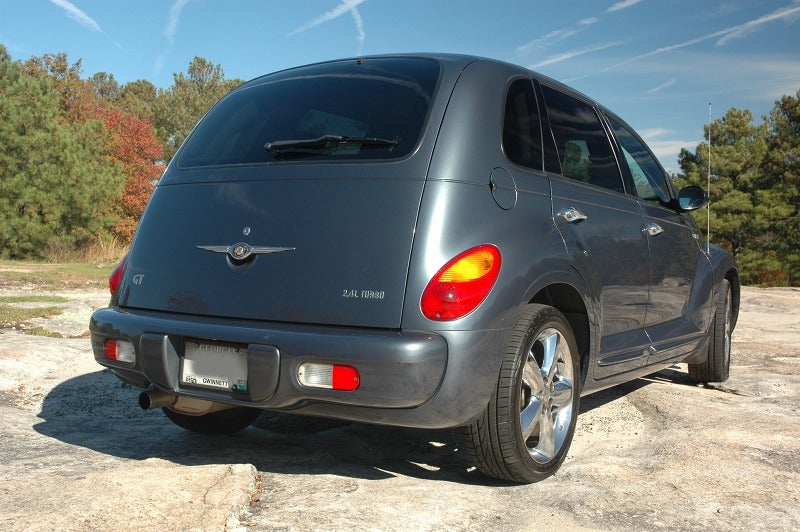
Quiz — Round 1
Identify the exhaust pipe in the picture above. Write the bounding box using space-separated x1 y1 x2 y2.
138 389 177 410
138 389 237 415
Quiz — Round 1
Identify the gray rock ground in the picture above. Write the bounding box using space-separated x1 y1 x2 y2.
0 286 798 531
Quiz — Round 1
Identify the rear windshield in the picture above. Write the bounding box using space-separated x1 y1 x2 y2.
177 58 440 168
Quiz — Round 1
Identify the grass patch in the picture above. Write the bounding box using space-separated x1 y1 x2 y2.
0 294 70 327
0 260 115 290
28 326 60 337
0 295 70 304
0 305 66 327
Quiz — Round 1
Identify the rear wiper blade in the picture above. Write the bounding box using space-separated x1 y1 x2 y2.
265 135 397 158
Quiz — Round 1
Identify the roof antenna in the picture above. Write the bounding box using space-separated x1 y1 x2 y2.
707 102 712 254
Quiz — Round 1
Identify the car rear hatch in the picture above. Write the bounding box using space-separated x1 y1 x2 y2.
117 57 448 329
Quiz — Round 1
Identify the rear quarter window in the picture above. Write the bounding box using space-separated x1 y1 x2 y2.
178 58 440 168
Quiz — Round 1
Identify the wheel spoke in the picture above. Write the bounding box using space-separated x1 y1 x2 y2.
551 378 573 410
536 408 556 461
539 330 559 384
520 397 542 441
523 350 544 392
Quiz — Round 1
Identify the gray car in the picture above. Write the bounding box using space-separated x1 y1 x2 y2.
90 54 739 483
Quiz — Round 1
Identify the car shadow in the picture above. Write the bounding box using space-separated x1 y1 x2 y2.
33 370 499 485
34 366 696 485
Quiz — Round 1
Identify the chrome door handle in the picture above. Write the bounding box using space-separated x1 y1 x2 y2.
558 207 588 223
644 222 664 236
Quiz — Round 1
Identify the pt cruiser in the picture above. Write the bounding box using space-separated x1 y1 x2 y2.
91 54 739 483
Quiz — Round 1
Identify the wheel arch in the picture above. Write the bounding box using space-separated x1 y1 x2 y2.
528 281 592 389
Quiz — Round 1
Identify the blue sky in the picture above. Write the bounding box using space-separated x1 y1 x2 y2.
2 0 799 171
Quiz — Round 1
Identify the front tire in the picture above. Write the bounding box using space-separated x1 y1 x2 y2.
163 406 262 435
464 305 580 483
689 279 732 383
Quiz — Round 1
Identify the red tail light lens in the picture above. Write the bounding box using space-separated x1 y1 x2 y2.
298 363 360 391
421 244 501 321
109 257 126 296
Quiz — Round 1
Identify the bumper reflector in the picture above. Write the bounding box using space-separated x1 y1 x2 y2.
298 363 360 391
104 339 135 364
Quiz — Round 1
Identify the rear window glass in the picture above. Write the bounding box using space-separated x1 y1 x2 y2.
178 58 440 168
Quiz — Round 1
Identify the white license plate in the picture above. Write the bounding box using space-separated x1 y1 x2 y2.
181 340 248 392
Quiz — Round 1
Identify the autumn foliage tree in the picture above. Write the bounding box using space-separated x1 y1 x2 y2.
0 45 163 259
99 106 163 240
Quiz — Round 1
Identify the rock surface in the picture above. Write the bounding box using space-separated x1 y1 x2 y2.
0 286 798 531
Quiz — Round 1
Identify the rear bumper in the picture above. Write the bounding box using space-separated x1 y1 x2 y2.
90 307 506 428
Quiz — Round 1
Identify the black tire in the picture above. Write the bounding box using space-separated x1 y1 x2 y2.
163 406 262 435
689 279 732 383
463 304 581 483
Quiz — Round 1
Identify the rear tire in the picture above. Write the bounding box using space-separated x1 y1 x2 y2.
463 304 580 483
163 406 262 435
689 279 732 383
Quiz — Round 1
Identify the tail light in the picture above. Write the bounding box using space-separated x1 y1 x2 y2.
104 338 136 363
421 244 501 321
109 256 126 295
298 363 360 391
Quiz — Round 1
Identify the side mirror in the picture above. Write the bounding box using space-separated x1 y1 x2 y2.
676 185 707 211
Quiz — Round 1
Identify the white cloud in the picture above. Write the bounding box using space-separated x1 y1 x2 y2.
635 129 695 170
288 0 368 53
716 4 800 46
533 41 625 68
164 0 193 44
579 17 600 26
607 4 800 71
49 0 102 33
647 78 677 94
607 0 643 13
350 2 366 54
516 28 581 55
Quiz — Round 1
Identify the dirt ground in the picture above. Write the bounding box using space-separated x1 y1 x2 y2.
0 283 798 531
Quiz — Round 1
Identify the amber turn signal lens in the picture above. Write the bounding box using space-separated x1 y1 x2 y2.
421 244 501 321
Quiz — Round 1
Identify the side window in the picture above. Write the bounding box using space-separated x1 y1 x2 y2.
503 79 543 170
607 117 670 203
541 85 624 194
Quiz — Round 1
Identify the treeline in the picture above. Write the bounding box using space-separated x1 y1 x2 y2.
676 95 800 286
1 44 798 285
0 44 241 260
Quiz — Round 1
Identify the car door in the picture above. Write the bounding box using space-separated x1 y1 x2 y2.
605 114 714 364
539 83 651 380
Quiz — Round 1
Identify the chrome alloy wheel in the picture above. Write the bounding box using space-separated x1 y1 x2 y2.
519 327 575 464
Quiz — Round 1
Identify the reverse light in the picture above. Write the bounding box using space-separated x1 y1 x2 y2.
103 338 136 364
421 244 501 321
109 256 127 296
298 363 360 391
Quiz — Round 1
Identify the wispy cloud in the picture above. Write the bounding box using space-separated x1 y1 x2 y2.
516 3 624 58
633 128 692 170
288 0 368 53
716 3 800 46
164 0 193 44
607 0 643 13
607 4 800 70
533 41 625 68
516 28 581 55
49 0 102 33
647 77 677 94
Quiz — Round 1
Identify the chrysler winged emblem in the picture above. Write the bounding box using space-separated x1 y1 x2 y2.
197 242 295 260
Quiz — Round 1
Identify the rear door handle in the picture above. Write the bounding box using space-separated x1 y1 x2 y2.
644 222 664 236
558 207 588 223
